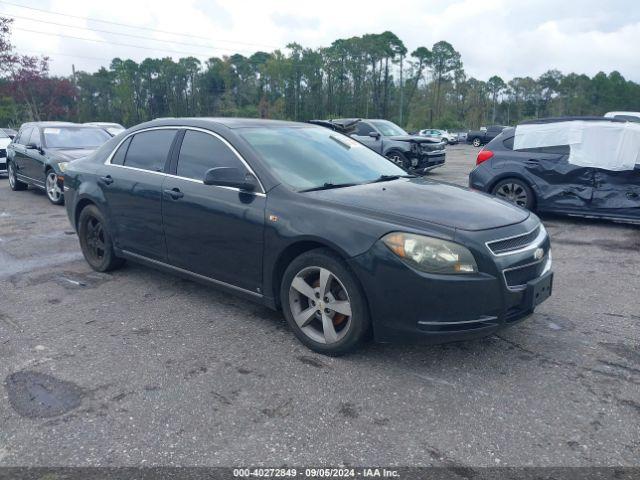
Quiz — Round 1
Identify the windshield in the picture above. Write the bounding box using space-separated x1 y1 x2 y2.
370 120 408 137
43 127 111 149
239 127 407 191
0 130 8 139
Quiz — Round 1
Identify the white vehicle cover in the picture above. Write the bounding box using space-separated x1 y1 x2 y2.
514 120 640 171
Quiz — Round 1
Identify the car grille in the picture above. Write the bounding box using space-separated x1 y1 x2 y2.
487 227 540 254
0 148 6 158
420 142 445 153
503 261 544 289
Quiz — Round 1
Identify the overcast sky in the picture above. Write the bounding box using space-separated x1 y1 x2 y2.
5 0 640 81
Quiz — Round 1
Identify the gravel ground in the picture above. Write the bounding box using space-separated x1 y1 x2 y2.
0 144 638 467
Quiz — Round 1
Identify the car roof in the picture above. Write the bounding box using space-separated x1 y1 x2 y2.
141 117 305 130
19 121 85 129
520 116 625 125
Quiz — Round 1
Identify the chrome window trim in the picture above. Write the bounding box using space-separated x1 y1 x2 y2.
121 250 263 298
103 125 266 196
486 225 546 257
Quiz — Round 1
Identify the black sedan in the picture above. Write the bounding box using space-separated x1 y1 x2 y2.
64 118 553 355
7 122 111 204
468 119 640 224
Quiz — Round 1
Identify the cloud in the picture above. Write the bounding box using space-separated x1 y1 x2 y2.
271 13 320 31
5 0 640 81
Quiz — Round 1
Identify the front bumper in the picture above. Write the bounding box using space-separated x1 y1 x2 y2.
410 151 446 174
348 223 552 344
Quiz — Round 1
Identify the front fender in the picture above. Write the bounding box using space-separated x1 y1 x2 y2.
383 142 412 157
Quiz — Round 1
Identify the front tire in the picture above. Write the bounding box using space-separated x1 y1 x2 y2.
492 178 535 210
280 248 370 356
8 162 27 191
385 150 411 171
45 170 64 205
77 205 124 272
472 137 482 147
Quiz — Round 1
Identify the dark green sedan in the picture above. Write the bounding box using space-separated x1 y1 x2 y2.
7 122 111 204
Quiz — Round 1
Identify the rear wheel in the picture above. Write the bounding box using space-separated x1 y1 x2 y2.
45 170 64 205
8 162 27 191
472 137 482 147
280 248 370 356
492 178 535 210
77 205 124 272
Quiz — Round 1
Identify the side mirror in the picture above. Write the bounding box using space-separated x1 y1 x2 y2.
203 167 257 192
26 143 43 154
368 132 381 140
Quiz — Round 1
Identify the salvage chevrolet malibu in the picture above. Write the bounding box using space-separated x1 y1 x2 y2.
64 118 553 355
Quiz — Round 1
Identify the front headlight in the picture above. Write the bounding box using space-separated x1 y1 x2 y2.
57 162 69 172
382 232 478 274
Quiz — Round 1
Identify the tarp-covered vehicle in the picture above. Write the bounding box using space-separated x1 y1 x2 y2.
469 116 640 224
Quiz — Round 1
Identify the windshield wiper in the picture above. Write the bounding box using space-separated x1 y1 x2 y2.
368 174 417 184
299 182 359 193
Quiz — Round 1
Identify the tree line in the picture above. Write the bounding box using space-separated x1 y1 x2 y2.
0 17 638 130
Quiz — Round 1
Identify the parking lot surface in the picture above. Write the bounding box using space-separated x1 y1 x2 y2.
0 144 638 467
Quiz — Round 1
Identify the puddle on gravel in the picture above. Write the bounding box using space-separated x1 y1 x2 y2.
9 270 111 289
5 371 83 418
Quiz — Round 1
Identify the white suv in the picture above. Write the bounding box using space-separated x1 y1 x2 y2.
0 129 12 175
419 128 458 144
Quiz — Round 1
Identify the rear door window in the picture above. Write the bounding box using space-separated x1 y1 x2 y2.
503 135 569 155
110 137 132 165
176 130 245 181
123 129 177 172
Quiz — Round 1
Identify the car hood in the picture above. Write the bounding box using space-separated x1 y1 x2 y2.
0 138 11 148
306 177 529 231
387 135 442 144
46 148 96 162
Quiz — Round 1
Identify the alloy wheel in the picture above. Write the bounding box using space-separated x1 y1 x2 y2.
472 138 481 147
386 153 402 166
8 163 15 188
84 216 106 262
46 171 62 202
289 266 352 345
495 182 529 207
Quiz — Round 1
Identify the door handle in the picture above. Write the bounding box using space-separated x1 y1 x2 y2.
164 188 184 200
626 191 639 199
99 175 114 185
525 158 540 165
